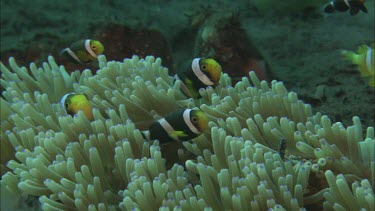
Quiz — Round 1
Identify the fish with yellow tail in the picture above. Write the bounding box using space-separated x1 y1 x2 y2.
142 109 209 144
60 39 104 64
175 58 222 98
341 43 374 87
324 0 368 15
60 93 94 121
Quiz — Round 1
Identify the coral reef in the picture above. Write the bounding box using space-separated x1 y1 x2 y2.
1 55 374 210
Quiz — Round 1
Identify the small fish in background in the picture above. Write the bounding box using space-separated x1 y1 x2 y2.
278 138 287 161
60 39 104 64
341 43 374 87
142 109 209 144
324 0 368 15
60 93 94 121
175 58 222 98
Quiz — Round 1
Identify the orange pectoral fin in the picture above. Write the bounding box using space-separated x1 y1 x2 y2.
170 131 188 140
184 78 200 98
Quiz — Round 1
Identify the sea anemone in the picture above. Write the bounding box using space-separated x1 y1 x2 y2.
1 55 374 210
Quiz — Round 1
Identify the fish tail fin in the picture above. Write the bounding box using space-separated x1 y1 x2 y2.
359 4 368 13
324 3 335 13
341 50 361 65
341 50 355 61
369 76 375 87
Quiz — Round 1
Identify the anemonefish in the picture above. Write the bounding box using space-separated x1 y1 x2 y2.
341 43 374 87
60 93 94 121
142 109 209 144
60 39 104 64
278 138 287 160
175 58 222 98
324 0 368 15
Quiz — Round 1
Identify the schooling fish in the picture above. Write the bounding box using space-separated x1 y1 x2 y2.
342 43 374 87
175 58 222 98
142 109 209 144
60 39 104 64
324 0 368 15
60 93 94 121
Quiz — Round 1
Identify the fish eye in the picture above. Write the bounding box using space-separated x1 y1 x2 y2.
201 65 207 70
192 116 198 122
92 45 96 49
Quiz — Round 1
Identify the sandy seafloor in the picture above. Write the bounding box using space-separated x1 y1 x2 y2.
0 0 374 210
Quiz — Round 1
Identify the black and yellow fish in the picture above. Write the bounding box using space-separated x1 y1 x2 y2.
142 109 209 144
342 43 374 86
175 58 222 98
60 93 94 121
278 138 287 160
60 39 104 64
324 0 367 15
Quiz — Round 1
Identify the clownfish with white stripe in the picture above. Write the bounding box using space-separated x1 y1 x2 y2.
341 43 374 87
60 39 104 64
60 93 94 121
175 58 222 98
324 0 367 15
142 109 209 144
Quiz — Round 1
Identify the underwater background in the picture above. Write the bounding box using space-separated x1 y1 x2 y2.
1 0 374 210
1 0 373 128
